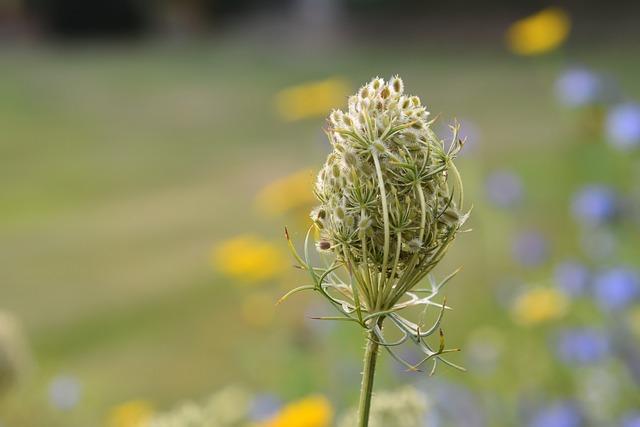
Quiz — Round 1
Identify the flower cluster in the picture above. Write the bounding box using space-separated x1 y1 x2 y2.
148 386 252 427
311 76 467 312
283 76 468 378
338 387 429 427
147 387 332 427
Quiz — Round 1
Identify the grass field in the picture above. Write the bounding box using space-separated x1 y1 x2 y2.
1 41 639 426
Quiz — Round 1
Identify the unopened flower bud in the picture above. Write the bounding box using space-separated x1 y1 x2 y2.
343 150 359 168
317 240 331 251
358 215 373 232
390 75 404 94
440 206 461 227
332 163 342 179
371 77 384 92
371 140 386 155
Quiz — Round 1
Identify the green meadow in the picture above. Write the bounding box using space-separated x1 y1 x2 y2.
1 41 639 426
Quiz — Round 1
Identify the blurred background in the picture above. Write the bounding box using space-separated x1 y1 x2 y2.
1 1 640 426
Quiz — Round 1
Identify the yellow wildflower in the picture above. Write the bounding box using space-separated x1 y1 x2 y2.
511 287 569 326
275 78 350 121
256 169 315 218
262 395 333 427
106 400 153 427
506 7 571 55
212 235 287 283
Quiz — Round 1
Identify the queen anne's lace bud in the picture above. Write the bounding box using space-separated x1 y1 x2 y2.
283 76 469 389
313 76 467 309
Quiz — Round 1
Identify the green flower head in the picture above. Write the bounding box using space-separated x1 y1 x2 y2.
312 75 468 311
282 76 469 383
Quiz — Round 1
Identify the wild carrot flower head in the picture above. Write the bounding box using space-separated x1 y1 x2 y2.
312 76 467 310
283 76 470 374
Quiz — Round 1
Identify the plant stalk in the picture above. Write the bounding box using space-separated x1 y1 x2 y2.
357 321 382 427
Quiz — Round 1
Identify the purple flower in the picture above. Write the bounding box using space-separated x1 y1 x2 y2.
423 379 486 427
555 68 603 108
513 231 548 267
621 411 640 427
465 328 503 375
606 103 640 150
485 170 523 208
528 402 583 427
554 261 590 297
48 375 82 411
442 120 480 156
555 328 610 365
249 393 282 421
458 120 480 155
592 267 640 311
571 185 618 226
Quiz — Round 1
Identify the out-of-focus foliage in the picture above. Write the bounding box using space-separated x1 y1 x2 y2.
338 387 428 427
149 387 253 427
0 312 31 396
274 78 351 122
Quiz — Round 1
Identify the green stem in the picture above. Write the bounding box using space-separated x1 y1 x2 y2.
357 320 383 427
372 152 390 309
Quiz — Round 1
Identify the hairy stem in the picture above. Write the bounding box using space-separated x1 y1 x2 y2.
357 319 383 427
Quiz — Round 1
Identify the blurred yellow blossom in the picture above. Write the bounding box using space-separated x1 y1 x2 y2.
262 395 333 427
213 235 287 283
506 7 570 55
241 292 276 328
275 77 350 121
511 287 569 326
256 169 315 220
106 400 153 427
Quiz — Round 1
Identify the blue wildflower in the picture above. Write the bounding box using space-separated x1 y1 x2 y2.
423 379 485 427
554 261 590 297
485 170 523 208
606 103 640 150
555 328 610 365
249 393 282 421
465 327 503 375
442 119 480 156
529 401 583 427
48 375 82 411
621 411 640 427
571 185 618 226
513 230 548 267
555 68 603 108
458 119 480 155
592 267 640 311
